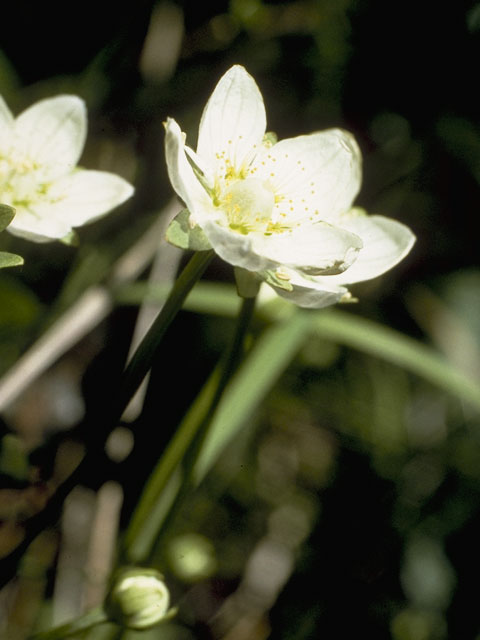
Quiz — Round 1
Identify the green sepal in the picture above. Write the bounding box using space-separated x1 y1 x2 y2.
234 267 261 298
165 209 212 251
60 230 79 246
0 204 15 232
0 251 24 269
262 269 294 292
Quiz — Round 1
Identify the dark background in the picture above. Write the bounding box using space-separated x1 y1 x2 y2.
1 1 480 638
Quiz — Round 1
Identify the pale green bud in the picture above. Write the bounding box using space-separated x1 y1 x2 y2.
106 567 175 630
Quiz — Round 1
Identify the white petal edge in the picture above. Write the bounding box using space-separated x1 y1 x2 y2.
13 95 87 179
196 65 266 172
33 169 134 227
272 275 349 309
251 222 363 275
200 217 363 275
164 117 213 219
7 203 76 242
252 129 362 224
315 214 416 285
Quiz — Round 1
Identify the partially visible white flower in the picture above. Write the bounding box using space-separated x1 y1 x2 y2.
0 94 134 242
164 65 415 308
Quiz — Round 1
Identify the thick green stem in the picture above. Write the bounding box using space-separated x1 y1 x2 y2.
177 295 257 484
123 295 257 562
114 250 214 422
30 606 108 640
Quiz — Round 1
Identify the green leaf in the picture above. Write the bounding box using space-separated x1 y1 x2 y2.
116 280 239 317
313 309 480 413
193 305 480 483
118 279 480 413
165 209 212 251
194 311 313 482
0 204 15 232
0 251 23 269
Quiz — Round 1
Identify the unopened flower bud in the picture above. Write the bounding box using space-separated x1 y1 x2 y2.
106 567 174 630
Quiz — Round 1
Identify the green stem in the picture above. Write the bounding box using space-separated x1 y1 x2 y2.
30 606 108 640
114 250 214 422
123 295 257 563
179 295 257 480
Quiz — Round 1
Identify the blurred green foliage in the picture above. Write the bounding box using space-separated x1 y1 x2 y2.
1 1 480 639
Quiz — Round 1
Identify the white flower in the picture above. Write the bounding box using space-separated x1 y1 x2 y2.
0 94 134 242
165 65 415 308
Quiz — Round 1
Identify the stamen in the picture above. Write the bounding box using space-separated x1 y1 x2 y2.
220 178 275 235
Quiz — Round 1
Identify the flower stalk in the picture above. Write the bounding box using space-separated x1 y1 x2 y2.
123 293 257 563
114 249 214 422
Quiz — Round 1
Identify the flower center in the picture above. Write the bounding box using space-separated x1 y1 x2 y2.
221 178 275 235
0 149 64 225
0 151 47 208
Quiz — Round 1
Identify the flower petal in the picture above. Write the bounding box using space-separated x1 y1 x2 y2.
13 95 87 179
200 218 363 276
200 219 272 272
7 203 76 242
251 221 363 275
316 212 416 285
7 169 133 242
196 65 266 171
271 270 349 309
252 129 362 224
164 117 214 220
35 169 134 226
